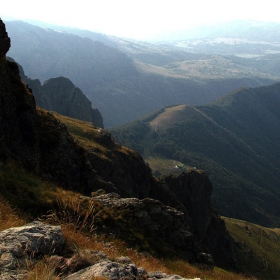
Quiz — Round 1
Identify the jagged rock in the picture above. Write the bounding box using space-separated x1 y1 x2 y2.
0 20 101 192
0 221 64 279
0 19 10 58
162 170 236 269
0 221 64 256
95 193 210 263
163 171 213 241
0 19 236 270
15 63 104 128
64 259 138 280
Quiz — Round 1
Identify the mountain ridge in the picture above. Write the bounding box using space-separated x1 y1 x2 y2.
5 20 279 127
111 82 280 227
0 18 236 270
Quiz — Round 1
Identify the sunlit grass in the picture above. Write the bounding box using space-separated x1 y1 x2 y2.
0 160 258 280
224 217 280 279
0 195 25 231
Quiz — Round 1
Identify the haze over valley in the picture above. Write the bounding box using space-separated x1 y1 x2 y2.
5 20 280 127
2 3 280 277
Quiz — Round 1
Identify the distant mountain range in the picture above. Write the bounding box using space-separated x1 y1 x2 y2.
111 82 280 227
5 20 280 127
3 18 280 278
153 20 280 53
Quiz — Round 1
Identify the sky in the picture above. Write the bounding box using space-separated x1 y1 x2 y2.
1 0 280 40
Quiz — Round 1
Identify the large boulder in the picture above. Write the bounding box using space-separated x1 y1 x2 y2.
64 256 201 280
0 221 64 279
95 193 213 266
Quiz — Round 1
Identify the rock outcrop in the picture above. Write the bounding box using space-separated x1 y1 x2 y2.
0 20 10 58
0 27 40 171
94 192 214 267
0 18 236 270
162 171 236 269
162 171 213 241
21 70 104 128
0 221 64 279
64 257 201 280
0 222 201 280
0 20 106 193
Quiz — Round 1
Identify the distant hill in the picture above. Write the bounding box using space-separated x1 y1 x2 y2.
5 20 278 127
0 18 236 271
3 18 280 278
154 20 280 55
111 82 280 227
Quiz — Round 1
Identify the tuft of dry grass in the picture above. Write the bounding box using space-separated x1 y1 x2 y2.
26 259 57 280
60 225 256 280
41 194 257 280
0 186 257 280
0 195 25 231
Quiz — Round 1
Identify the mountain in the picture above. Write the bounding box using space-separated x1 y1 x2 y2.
5 20 278 127
4 18 280 279
13 60 104 128
154 20 280 55
110 82 280 227
0 18 236 271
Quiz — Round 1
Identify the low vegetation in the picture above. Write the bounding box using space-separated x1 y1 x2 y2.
224 217 280 279
110 84 280 228
0 160 259 280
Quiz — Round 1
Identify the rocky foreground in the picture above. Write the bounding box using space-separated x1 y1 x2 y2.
0 221 201 280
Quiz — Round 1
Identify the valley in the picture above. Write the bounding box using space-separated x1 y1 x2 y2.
1 18 280 279
111 83 280 227
5 20 280 127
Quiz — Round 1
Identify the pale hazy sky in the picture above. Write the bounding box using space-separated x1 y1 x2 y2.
1 0 280 40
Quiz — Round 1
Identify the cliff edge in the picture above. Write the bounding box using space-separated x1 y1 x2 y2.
0 18 236 270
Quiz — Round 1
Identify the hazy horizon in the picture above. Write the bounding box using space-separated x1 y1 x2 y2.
2 0 280 40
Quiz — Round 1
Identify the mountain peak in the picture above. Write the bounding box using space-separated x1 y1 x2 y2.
0 18 10 58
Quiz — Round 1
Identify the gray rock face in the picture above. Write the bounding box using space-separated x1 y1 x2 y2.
95 193 211 264
0 221 64 279
0 222 201 280
64 257 201 280
0 221 64 257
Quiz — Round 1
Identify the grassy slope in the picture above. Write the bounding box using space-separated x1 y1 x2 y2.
0 111 261 280
55 113 280 279
110 88 280 227
224 217 280 279
0 159 255 280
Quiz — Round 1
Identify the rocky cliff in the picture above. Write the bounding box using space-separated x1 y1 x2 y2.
14 61 104 128
0 18 235 270
162 172 236 268
0 222 202 280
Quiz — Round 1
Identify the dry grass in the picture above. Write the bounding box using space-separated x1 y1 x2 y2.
39 194 257 280
0 195 25 231
60 224 256 280
26 259 57 280
0 184 257 280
